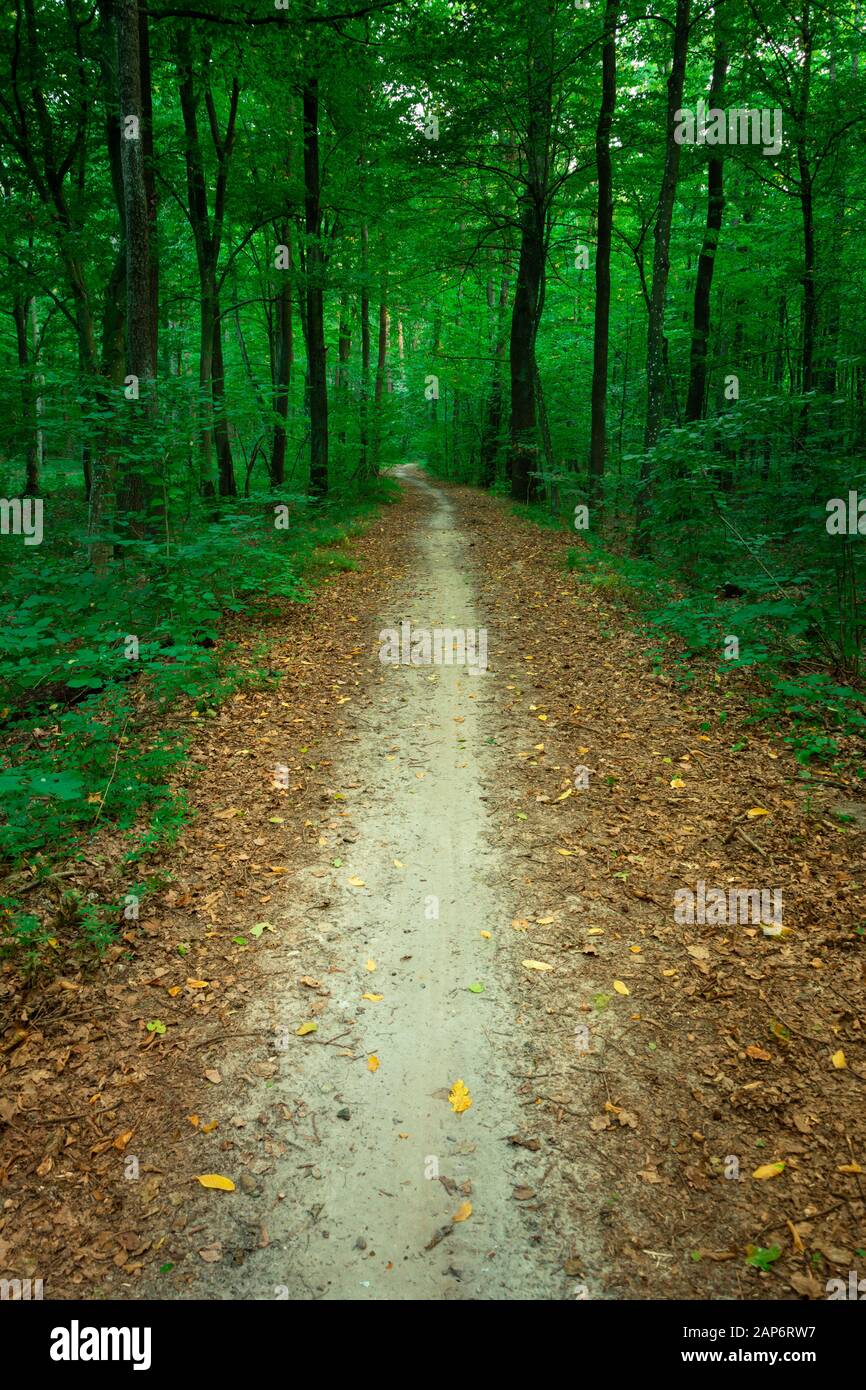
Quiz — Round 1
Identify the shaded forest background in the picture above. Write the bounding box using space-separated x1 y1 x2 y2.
1 0 864 960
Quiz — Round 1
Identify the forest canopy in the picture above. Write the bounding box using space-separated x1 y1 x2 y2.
1 0 865 937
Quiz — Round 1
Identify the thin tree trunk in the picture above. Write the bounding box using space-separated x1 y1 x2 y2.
117 0 155 527
685 25 728 421
337 292 351 444
271 223 293 487
509 0 553 503
12 294 39 495
359 221 371 476
635 0 691 551
588 0 618 502
303 75 328 498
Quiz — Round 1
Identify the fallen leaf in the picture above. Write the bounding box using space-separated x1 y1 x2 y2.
746 807 770 818
368 1055 380 1072
752 1162 785 1180
203 1069 221 1085
195 1174 235 1191
361 993 383 1002
831 1050 846 1069
448 1079 472 1114
613 980 630 996
296 1021 317 1036
452 1202 472 1223
347 876 366 888
522 959 553 971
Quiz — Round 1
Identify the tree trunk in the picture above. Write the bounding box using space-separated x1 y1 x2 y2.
588 0 618 502
337 292 351 445
303 75 328 498
635 0 691 551
359 221 371 476
12 294 40 495
509 0 553 503
373 289 388 461
116 0 155 526
685 47 728 421
271 224 293 487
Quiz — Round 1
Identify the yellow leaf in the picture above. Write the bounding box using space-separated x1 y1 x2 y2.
186 978 209 989
167 986 182 997
296 1021 317 1036
752 1162 785 1180
787 1219 805 1254
187 1114 200 1126
555 788 573 802
196 1173 235 1191
448 1079 472 1114
670 777 685 789
557 848 573 857
587 927 604 935
201 1120 218 1134
747 808 770 818
368 1054 380 1072
362 992 383 1002
613 980 631 996
365 959 376 972
831 1050 846 1069
522 959 553 971
837 1162 862 1174
453 1202 473 1223
480 930 492 939
393 859 404 869
347 876 366 888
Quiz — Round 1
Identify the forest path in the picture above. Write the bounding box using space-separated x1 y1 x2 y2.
188 465 568 1300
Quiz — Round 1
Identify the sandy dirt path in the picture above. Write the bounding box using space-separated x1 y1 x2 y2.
189 467 568 1300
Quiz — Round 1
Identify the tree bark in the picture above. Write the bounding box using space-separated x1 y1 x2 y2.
359 221 371 476
12 294 40 495
588 0 618 501
685 24 728 421
271 222 293 487
509 0 554 503
303 75 328 498
635 0 691 551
